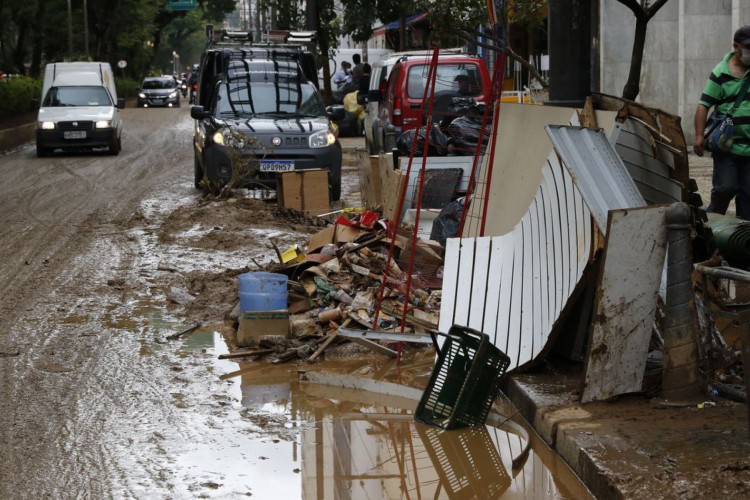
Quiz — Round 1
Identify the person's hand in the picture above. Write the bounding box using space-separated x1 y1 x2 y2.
694 134 705 156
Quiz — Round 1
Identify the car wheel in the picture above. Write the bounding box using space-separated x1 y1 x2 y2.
194 153 204 189
109 136 121 155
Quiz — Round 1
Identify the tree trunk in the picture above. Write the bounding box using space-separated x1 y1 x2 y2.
399 16 406 51
622 16 647 101
30 1 46 77
13 21 28 74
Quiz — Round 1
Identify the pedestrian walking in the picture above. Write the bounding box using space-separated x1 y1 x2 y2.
694 25 750 219
332 61 352 90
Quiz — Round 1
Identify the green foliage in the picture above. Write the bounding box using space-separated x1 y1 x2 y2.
115 78 142 100
1 0 236 79
341 0 379 43
0 77 43 116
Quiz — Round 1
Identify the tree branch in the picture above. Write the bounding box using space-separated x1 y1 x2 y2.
646 0 670 21
456 25 549 88
615 0 646 20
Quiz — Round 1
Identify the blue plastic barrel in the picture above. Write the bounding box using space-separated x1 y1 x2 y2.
238 272 288 312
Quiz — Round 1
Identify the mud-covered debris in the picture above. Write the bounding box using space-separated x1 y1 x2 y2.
168 286 196 305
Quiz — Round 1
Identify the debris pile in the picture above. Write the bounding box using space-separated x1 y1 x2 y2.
227 210 444 363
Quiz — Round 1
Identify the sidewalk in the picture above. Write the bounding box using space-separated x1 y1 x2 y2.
502 358 750 499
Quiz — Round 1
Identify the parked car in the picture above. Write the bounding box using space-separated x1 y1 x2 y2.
366 52 491 154
137 76 181 108
36 61 124 156
191 52 344 199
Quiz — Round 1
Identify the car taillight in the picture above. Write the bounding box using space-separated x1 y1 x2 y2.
393 97 403 127
192 84 197 90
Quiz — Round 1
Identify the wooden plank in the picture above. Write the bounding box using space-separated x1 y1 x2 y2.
518 214 534 365
581 206 668 403
454 238 475 327
482 237 505 342
468 237 491 331
495 236 514 351
348 336 398 357
438 238 461 334
528 199 544 359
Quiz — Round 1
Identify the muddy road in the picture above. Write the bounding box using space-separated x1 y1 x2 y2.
0 107 202 497
0 107 589 499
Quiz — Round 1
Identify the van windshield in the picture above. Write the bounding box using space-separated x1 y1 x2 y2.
43 86 113 107
406 63 484 98
214 80 326 117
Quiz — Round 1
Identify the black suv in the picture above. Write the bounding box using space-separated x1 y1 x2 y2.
191 46 344 199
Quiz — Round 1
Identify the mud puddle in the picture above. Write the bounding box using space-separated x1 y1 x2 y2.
172 328 592 499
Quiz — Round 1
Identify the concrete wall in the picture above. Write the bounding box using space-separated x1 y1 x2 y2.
598 0 750 143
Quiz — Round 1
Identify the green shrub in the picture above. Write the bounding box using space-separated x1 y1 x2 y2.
0 77 43 116
115 78 140 100
0 76 141 117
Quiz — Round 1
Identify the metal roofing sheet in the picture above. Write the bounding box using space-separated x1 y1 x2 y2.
545 125 646 233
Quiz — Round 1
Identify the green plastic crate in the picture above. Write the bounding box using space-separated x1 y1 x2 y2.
415 325 511 429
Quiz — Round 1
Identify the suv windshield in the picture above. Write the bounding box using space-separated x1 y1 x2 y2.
406 63 484 98
42 86 113 107
214 80 326 117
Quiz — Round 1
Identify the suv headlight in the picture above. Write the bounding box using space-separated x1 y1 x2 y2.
169 90 178 98
37 121 55 130
212 131 225 145
95 120 112 129
310 129 335 148
138 92 146 98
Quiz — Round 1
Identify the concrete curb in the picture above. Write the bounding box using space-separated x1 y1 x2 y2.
0 122 34 151
502 366 750 499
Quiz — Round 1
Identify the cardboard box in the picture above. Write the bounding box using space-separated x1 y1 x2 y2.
356 149 383 210
237 309 290 347
277 169 330 215
306 223 365 252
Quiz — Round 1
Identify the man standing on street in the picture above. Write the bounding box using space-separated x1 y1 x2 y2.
332 61 352 90
694 25 750 219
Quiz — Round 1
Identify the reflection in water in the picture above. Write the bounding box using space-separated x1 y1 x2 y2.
185 331 589 499
299 408 574 499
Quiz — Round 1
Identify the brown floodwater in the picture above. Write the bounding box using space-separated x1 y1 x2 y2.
177 329 594 499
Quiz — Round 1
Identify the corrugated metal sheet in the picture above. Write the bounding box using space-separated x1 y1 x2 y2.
545 125 645 233
439 150 593 371
610 120 684 204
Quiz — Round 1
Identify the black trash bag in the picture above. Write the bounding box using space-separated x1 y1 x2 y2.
396 123 449 157
430 197 465 246
439 98 488 128
446 116 492 155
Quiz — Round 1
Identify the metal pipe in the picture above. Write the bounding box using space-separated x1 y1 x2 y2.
662 202 700 399
705 213 750 269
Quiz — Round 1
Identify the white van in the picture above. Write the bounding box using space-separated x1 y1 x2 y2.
36 62 125 157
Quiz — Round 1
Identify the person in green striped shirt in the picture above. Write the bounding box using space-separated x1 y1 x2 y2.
694 25 750 219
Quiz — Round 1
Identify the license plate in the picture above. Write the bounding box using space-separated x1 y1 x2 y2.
259 160 294 172
153 99 163 104
63 131 86 139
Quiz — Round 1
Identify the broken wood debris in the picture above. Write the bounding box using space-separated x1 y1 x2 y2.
223 211 444 363
218 349 275 360
166 323 201 341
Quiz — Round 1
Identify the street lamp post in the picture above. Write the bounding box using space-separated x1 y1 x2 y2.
172 51 179 76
